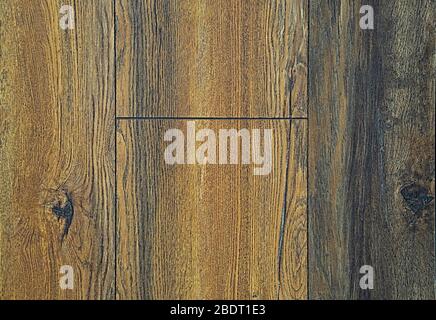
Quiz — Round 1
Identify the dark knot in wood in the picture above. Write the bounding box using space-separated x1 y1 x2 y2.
400 183 434 215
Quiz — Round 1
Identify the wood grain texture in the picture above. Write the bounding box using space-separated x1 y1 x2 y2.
116 120 307 299
278 120 307 299
116 0 307 118
308 0 435 299
0 0 115 299
1 0 434 301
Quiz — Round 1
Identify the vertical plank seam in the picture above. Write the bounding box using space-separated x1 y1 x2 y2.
306 0 310 301
113 0 117 301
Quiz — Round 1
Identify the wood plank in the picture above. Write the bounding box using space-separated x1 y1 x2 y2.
116 119 307 299
116 0 307 118
0 0 115 299
279 120 307 299
308 0 435 299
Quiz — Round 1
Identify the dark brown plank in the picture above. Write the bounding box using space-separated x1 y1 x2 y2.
309 0 435 299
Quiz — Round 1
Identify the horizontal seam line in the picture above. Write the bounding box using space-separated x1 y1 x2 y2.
116 117 308 120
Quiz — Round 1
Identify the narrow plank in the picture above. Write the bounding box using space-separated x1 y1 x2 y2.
116 0 307 118
116 119 306 299
0 0 115 299
279 120 307 299
309 0 435 299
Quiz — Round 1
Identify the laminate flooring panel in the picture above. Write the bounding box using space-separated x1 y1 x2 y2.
0 0 115 299
116 0 308 118
308 0 435 300
116 119 307 299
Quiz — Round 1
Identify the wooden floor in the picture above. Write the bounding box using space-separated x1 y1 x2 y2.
0 0 434 299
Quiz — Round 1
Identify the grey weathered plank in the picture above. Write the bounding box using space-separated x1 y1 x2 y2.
308 0 435 299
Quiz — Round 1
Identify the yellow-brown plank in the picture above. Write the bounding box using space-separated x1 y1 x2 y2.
116 120 307 299
0 0 115 299
116 0 307 118
278 120 306 299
